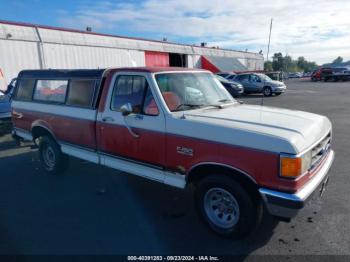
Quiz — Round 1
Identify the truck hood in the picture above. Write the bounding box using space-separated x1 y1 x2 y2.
183 104 331 154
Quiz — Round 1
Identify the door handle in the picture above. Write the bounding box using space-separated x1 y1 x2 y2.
123 117 139 138
102 117 114 123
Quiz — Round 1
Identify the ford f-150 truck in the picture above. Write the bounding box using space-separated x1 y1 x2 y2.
11 67 334 238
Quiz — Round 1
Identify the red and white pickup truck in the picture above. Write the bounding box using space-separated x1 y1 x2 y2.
11 67 334 238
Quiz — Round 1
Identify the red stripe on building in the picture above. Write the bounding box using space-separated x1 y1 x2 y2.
145 51 170 67
201 56 220 73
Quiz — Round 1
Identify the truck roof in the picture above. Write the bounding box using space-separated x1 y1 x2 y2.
18 67 208 79
112 67 208 73
18 69 106 79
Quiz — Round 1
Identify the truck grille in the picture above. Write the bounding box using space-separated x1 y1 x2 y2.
310 132 331 169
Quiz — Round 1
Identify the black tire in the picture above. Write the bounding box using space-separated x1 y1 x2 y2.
38 136 69 175
195 175 261 239
263 87 272 97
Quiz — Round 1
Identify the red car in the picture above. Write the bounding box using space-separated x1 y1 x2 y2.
311 68 333 82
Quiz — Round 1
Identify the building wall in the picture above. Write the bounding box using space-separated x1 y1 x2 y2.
43 44 145 69
0 21 264 90
0 39 41 90
187 55 202 69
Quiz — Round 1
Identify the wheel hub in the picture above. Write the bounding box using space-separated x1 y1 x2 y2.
204 187 240 229
43 145 55 169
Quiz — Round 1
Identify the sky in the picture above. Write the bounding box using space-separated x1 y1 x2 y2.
1 0 350 64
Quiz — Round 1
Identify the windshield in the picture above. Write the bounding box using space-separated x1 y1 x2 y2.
257 74 272 81
155 72 235 112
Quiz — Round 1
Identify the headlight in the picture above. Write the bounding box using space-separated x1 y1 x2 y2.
280 151 312 178
231 84 242 90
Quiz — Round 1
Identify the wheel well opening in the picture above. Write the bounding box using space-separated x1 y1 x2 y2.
32 126 54 141
187 164 261 204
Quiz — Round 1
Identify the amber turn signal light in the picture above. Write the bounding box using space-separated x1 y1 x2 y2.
280 156 302 178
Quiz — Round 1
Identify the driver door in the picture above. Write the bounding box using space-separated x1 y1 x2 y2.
98 73 166 170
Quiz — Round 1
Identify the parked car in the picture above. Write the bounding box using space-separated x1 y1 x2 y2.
234 73 286 96
12 68 334 238
265 71 284 81
303 72 312 78
216 72 237 81
0 90 11 119
215 75 243 97
311 67 350 82
311 68 333 81
6 78 17 97
288 72 303 79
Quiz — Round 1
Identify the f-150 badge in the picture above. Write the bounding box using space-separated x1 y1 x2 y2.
176 146 193 156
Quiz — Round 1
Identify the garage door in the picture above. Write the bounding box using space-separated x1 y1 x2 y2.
145 51 169 67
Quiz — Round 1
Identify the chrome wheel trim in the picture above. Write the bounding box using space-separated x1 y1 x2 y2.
203 187 240 229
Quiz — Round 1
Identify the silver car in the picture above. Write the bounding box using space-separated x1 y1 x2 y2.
0 90 11 119
234 73 287 96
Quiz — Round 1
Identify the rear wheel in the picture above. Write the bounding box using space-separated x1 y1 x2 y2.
263 87 272 97
38 136 69 175
195 175 261 239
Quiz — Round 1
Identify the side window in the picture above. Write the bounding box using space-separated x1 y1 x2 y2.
237 75 245 81
33 80 68 103
250 75 260 82
111 75 158 116
15 79 35 101
67 79 96 108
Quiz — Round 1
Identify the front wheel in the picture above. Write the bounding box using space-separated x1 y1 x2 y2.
195 175 261 239
263 87 272 97
38 136 69 175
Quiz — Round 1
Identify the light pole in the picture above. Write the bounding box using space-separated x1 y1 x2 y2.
266 18 273 62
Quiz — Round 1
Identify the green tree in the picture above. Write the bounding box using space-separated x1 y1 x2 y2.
297 57 307 70
264 61 273 71
272 53 284 71
333 56 343 64
269 52 318 72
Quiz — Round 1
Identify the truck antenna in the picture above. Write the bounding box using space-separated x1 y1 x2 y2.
262 18 273 107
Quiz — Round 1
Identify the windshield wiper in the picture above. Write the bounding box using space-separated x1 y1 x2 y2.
174 104 203 111
174 101 229 111
217 99 230 103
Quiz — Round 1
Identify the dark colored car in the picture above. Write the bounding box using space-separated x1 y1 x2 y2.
215 75 244 97
0 90 11 119
311 68 334 82
216 72 237 81
265 71 284 81
5 78 17 97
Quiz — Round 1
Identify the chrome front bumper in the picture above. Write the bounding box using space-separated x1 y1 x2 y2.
259 150 335 219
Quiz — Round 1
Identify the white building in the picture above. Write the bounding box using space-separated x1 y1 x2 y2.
0 20 264 90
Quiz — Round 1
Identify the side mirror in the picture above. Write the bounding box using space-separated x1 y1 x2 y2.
120 103 133 116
